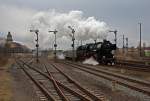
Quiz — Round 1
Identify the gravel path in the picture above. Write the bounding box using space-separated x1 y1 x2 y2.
10 63 39 101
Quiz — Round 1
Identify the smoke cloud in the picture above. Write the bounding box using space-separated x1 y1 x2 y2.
0 5 109 49
31 10 109 49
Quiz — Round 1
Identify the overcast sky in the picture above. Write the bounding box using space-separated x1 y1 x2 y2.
0 0 150 49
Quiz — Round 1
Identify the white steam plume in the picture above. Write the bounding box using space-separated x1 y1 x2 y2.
31 10 109 48
0 5 109 49
83 57 99 66
57 53 65 60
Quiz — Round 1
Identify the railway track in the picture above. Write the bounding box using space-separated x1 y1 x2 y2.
16 59 106 101
61 61 150 97
116 60 150 72
16 61 55 101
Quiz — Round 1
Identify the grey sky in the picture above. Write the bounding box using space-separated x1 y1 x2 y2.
0 0 150 48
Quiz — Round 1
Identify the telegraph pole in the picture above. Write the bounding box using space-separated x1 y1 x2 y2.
109 30 117 46
123 35 125 54
126 37 128 51
138 23 142 57
48 29 58 60
68 26 75 62
30 29 39 63
81 40 82 46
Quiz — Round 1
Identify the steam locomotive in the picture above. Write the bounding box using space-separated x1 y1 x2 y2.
64 40 116 64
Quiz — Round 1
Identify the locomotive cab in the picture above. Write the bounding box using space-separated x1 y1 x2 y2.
96 40 116 65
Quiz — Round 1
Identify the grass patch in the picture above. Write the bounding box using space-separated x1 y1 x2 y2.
0 55 9 67
0 56 13 101
0 72 12 101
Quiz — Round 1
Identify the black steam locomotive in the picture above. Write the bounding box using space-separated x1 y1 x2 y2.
64 40 116 64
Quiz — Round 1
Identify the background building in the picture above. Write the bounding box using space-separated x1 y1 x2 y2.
0 32 31 54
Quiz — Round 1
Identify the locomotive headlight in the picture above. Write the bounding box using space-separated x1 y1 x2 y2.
111 50 115 54
93 49 96 52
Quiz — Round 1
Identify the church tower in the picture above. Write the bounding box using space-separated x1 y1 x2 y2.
6 32 13 42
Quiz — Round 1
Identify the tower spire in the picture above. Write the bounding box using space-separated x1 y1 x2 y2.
7 32 13 42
